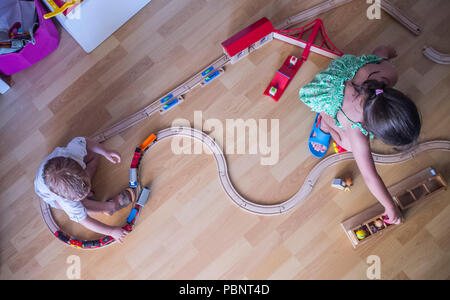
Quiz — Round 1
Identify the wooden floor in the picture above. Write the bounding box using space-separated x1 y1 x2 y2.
1 0 449 280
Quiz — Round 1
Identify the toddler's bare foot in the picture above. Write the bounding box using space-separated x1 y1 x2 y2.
105 188 135 216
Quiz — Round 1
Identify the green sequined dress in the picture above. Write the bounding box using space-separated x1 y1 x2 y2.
299 54 385 138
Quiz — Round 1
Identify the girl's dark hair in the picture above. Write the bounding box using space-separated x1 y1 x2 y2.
351 80 421 146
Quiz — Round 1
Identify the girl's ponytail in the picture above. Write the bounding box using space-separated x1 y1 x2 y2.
354 80 421 146
350 79 387 103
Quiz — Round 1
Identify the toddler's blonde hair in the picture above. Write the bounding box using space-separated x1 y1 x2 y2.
43 157 91 201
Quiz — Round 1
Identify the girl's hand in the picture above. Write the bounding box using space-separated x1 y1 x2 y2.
104 150 121 164
109 227 129 244
383 205 402 225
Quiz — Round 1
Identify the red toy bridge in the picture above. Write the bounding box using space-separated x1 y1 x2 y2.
221 17 343 101
274 18 344 60
265 19 344 101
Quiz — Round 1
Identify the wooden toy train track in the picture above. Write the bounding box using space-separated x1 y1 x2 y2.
40 127 450 249
40 1 442 249
90 0 421 143
423 47 450 65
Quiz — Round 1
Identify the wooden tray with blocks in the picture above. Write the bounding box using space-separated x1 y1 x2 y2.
341 167 447 248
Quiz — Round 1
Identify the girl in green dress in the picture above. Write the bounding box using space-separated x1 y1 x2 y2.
299 45 421 224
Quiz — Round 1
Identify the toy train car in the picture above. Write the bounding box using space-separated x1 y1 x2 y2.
129 134 157 188
54 230 116 249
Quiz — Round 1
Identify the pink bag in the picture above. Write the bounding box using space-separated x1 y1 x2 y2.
0 0 60 75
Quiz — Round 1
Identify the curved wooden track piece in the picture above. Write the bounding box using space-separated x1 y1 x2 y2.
41 127 450 248
423 46 450 65
148 128 450 215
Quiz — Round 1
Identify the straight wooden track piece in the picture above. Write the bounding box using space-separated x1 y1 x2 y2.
275 0 353 30
90 55 230 143
380 0 422 35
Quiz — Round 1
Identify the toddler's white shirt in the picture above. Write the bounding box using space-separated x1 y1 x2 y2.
34 137 88 222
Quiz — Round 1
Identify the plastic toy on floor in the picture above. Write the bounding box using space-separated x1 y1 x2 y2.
333 141 347 154
0 0 60 75
43 0 83 19
264 55 301 101
331 177 353 191
264 18 343 101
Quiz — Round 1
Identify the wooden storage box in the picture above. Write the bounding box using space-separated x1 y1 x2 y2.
389 167 447 210
341 203 396 248
341 167 447 248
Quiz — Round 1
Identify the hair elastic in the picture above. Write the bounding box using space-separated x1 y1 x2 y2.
375 89 384 95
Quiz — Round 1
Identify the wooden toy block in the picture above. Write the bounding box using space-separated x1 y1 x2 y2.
341 167 447 248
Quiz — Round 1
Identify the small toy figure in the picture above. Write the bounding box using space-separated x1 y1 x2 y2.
269 86 277 97
374 219 384 228
289 56 298 68
331 177 353 191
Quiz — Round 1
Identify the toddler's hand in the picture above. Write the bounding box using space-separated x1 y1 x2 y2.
104 150 121 164
110 226 129 244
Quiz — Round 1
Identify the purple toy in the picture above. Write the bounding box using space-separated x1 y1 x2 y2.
0 0 60 75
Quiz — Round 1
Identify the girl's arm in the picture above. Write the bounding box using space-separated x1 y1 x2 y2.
347 128 402 224
79 216 129 243
85 137 121 164
371 46 399 88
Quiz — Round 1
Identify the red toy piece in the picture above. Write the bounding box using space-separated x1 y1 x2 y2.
263 55 302 101
221 17 274 64
69 239 83 248
333 141 347 154
130 148 142 169
274 19 344 60
264 19 330 101
52 0 83 17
